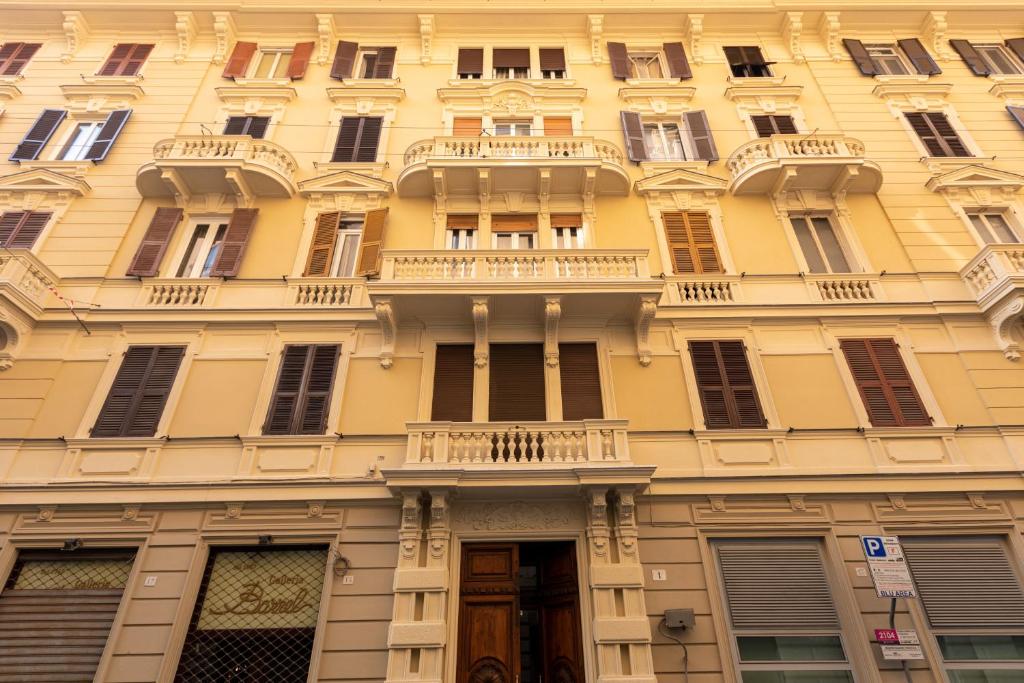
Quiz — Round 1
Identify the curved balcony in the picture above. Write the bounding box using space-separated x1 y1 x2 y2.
136 136 298 200
396 136 629 198
726 134 882 196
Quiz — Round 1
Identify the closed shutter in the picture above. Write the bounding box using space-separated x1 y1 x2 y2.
543 117 573 136
224 116 269 138
689 340 766 429
100 44 135 76
906 112 970 157
126 207 183 277
620 111 647 162
751 114 797 137
840 338 931 427
539 48 566 72
355 208 388 277
607 42 630 79
332 116 383 163
842 39 879 76
716 541 840 630
550 214 581 229
489 344 546 422
457 48 484 76
304 212 340 277
85 109 131 162
0 550 135 683
264 345 340 435
684 110 718 161
1009 105 1024 131
0 211 51 249
663 42 692 79
431 345 475 422
662 212 722 274
99 43 153 77
898 38 942 75
208 208 258 277
453 117 483 136
902 537 1024 629
491 215 537 232
493 48 530 69
223 117 247 135
0 42 41 76
373 47 396 78
222 41 257 78
949 40 991 76
288 42 315 79
1007 38 1024 65
331 40 358 80
447 215 479 229
559 343 603 421
10 109 66 162
91 345 185 437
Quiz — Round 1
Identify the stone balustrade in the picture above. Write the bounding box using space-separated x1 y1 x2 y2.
962 245 1024 302
380 250 649 282
403 135 624 166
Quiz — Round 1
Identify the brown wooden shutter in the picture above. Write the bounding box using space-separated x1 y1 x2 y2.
373 47 397 78
906 112 970 157
85 109 131 162
539 48 566 72
550 214 581 229
489 344 546 422
662 212 722 274
949 40 990 76
620 111 647 162
842 39 879 76
751 115 775 138
355 207 388 277
453 117 483 136
331 40 358 79
209 208 258 277
457 48 484 75
1007 38 1024 65
491 215 537 232
332 117 382 162
98 43 132 76
684 110 718 161
126 207 182 277
91 345 185 437
431 344 475 422
447 215 479 230
356 117 383 161
288 42 315 79
264 345 340 435
493 48 530 69
608 42 630 79
0 42 40 76
663 42 692 79
559 343 603 421
304 212 341 276
117 44 153 76
724 46 744 67
840 338 931 427
1009 105 1024 131
543 117 573 136
10 109 66 162
0 211 51 249
898 38 941 75
752 114 796 137
689 340 765 429
222 41 257 78
299 345 340 434
223 117 247 135
725 46 768 68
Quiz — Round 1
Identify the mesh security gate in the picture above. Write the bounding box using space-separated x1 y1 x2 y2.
174 546 328 683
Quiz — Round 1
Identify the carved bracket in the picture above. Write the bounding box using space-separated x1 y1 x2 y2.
478 169 491 219
316 14 336 66
588 15 604 65
544 296 561 367
61 11 90 64
635 295 658 366
818 12 842 62
174 12 198 64
685 14 704 66
212 12 237 66
783 12 804 64
989 294 1024 361
419 14 435 65
472 296 489 367
374 298 397 368
922 11 952 62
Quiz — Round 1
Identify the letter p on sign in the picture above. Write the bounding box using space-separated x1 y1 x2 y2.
863 536 886 558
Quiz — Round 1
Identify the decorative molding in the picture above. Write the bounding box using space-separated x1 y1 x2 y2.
586 488 610 558
783 12 804 64
418 14 435 65
326 86 406 116
306 500 325 518
174 11 198 64
990 295 1024 361
374 297 397 369
872 81 952 111
36 505 57 522
225 502 244 519
315 14 336 66
818 11 842 62
787 494 806 512
925 164 1024 203
60 83 144 113
0 168 91 207
453 501 575 531
61 11 89 64
617 85 697 116
921 11 952 63
685 14 704 66
724 84 803 112
988 77 1024 106
212 12 236 66
634 166 727 197
967 492 987 510
708 495 727 512
634 295 658 366
121 505 140 521
544 296 561 367
471 296 489 368
588 15 604 65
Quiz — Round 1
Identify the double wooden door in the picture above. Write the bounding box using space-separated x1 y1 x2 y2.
457 542 584 683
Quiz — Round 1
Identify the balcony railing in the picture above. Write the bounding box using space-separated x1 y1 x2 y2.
153 136 297 178
961 244 1024 305
403 135 625 166
725 134 881 195
379 250 649 282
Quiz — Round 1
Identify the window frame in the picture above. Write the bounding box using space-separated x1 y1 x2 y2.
171 217 231 279
492 118 533 136
626 49 667 80
247 46 294 79
788 213 858 274
552 225 585 249
725 46 773 78
492 231 536 250
965 208 1023 245
974 44 1024 75
864 43 914 75
642 120 687 161
56 120 105 161
328 215 365 278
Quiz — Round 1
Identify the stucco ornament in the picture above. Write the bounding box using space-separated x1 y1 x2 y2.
457 501 571 531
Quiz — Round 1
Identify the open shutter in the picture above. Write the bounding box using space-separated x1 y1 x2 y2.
684 110 718 161
10 109 66 162
453 117 483 136
840 338 931 427
356 117 383 162
126 207 182 277
539 48 566 73
620 111 647 162
355 208 388 277
0 212 22 246
119 44 153 76
905 112 945 156
716 541 840 630
331 40 358 80
1007 38 1024 65
0 211 51 249
431 345 475 422
92 346 185 437
457 48 484 76
129 346 186 436
1009 106 1024 131
926 112 970 156
724 46 744 68
663 212 722 274
903 538 1024 629
304 212 340 277
288 42 315 79
543 117 573 136
842 39 879 76
298 345 340 434
0 43 40 76
223 116 247 135
559 343 603 421
373 47 396 78
689 340 765 429
949 40 990 76
98 43 133 76
489 344 546 422
209 208 258 277
84 109 131 162
898 38 941 75
608 42 630 79
222 41 257 78
663 42 692 79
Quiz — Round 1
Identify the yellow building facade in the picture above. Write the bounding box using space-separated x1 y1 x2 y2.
1 2 1024 682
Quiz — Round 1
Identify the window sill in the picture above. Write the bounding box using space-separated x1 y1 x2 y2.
231 77 292 87
988 76 1024 101
640 160 710 175
16 160 93 177
445 77 578 88
873 73 931 84
623 77 680 87
341 77 401 88
0 74 24 85
922 156 993 174
727 75 786 86
312 161 387 178
80 74 143 86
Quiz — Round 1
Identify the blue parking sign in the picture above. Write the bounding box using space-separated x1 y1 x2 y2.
863 536 887 558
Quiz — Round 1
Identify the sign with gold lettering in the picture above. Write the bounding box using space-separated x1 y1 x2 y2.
196 549 327 631
14 559 132 591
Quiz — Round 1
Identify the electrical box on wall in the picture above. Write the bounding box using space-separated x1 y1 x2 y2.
664 608 695 629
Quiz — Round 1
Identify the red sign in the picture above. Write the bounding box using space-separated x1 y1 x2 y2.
875 629 899 644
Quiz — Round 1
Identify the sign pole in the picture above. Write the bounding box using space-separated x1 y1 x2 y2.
888 598 914 683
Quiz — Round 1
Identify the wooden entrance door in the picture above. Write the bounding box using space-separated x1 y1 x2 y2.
457 544 520 683
539 543 584 683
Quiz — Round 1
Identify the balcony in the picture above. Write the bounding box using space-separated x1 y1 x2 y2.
961 245 1024 359
725 134 882 196
396 136 629 198
136 136 298 201
0 250 55 319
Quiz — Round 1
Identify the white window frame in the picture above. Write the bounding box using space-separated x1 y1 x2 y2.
446 228 476 250
627 49 666 80
965 208 1023 245
492 231 536 250
54 120 104 161
975 44 1024 75
552 225 584 249
642 120 688 161
865 43 914 76
330 215 365 277
895 107 982 160
492 119 533 136
788 213 859 274
170 217 231 278
247 47 293 79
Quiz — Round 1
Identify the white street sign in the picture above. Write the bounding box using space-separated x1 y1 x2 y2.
861 536 917 599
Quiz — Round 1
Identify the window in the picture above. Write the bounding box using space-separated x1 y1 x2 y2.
627 51 664 79
715 541 854 683
609 42 692 80
264 344 340 435
789 215 852 273
539 48 566 79
446 215 478 250
620 110 718 163
0 211 51 249
967 210 1021 244
865 44 913 75
689 340 766 429
494 119 532 136
951 40 1024 76
724 46 772 78
905 111 972 157
663 212 722 274
559 343 603 420
331 116 383 163
58 121 104 160
457 48 483 79
98 43 152 77
91 345 185 437
492 216 537 250
10 109 131 163
493 48 530 79
357 47 396 79
839 338 931 427
552 215 584 249
249 47 293 79
975 45 1023 75
489 344 546 421
751 114 798 137
302 211 384 278
0 42 41 76
223 116 270 138
175 220 229 278
641 121 686 160
844 38 941 77
329 216 364 277
431 344 475 422
128 207 256 278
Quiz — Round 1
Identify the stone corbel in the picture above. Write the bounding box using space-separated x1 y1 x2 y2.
419 15 435 65
538 168 551 215
783 12 804 64
685 14 704 66
586 488 610 558
471 296 489 367
634 295 658 367
174 12 198 64
544 296 561 368
818 11 842 62
990 295 1024 361
224 169 254 208
428 489 450 561
613 490 638 557
588 15 604 65
922 11 952 62
478 169 491 219
316 14 336 66
212 12 237 66
374 297 397 368
61 11 90 64
431 169 447 202
399 491 422 561
160 169 192 207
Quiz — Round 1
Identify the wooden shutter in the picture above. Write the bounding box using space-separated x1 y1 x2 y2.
223 116 247 135
1007 38 1024 65
0 211 51 249
457 48 484 75
539 48 566 72
898 38 942 75
608 42 630 79
355 208 388 277
0 42 40 76
119 44 152 76
264 345 340 435
559 343 603 421
208 208 258 277
100 44 134 76
725 46 767 68
543 117 573 136
1009 105 1024 131
246 116 270 139
949 40 991 76
356 117 383 161
620 111 647 162
91 345 185 437
85 109 131 162
447 215 479 229
453 117 483 136
493 48 530 69
751 114 797 137
842 39 879 76
373 47 396 78
902 537 1024 629
288 42 315 79
716 542 840 630
491 215 537 232
689 340 765 429
840 338 931 427
126 207 182 277
10 109 66 162
431 345 475 422
489 344 546 422
905 112 970 157
304 212 341 277
331 40 358 80
684 110 718 161
222 41 257 78
663 42 692 79
724 46 744 67
550 214 581 229
662 212 722 274
332 117 382 162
